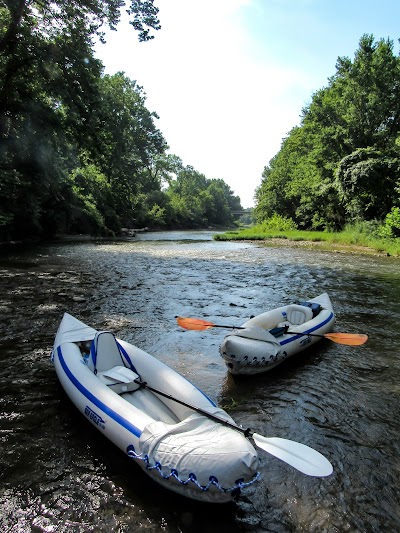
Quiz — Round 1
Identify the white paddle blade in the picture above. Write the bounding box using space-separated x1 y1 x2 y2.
252 434 333 477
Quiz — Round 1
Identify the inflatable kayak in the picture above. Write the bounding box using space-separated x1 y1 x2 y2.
52 313 260 503
220 293 335 375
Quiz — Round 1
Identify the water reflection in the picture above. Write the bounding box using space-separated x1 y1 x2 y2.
0 231 400 531
136 229 219 241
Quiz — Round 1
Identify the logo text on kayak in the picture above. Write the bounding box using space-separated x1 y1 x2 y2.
85 406 105 429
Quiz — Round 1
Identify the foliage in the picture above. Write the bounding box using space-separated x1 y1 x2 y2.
255 34 400 232
379 207 400 238
214 224 400 257
0 0 241 240
259 214 298 232
165 166 240 228
148 204 166 226
336 148 400 220
87 72 168 228
70 162 118 234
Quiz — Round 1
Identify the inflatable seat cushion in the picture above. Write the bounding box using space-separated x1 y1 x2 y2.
284 304 314 325
92 331 125 372
99 365 141 394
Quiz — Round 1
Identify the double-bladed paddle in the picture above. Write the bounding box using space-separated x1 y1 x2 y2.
133 378 333 477
176 316 368 346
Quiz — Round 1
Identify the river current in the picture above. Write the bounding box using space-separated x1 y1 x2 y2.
0 230 399 532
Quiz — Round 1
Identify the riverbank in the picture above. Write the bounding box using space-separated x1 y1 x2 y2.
250 237 390 256
2 227 398 257
214 228 400 257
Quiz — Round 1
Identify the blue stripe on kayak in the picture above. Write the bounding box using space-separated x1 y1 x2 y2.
198 389 216 407
279 312 335 347
185 377 217 407
57 346 142 438
116 341 139 375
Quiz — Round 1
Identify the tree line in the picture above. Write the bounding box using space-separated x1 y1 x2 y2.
0 0 241 242
254 35 400 238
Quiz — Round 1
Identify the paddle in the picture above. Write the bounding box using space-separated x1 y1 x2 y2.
176 317 368 346
133 378 333 477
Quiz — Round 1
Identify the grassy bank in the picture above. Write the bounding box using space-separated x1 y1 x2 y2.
214 226 400 257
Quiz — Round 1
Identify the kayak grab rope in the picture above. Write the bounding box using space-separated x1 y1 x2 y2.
126 444 260 495
224 352 287 366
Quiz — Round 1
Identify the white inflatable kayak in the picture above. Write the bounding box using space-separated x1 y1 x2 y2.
220 293 335 375
52 313 259 503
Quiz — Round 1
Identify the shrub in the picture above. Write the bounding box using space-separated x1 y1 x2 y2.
260 214 298 232
379 207 400 238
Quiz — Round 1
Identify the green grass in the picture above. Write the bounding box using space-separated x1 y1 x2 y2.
214 226 400 257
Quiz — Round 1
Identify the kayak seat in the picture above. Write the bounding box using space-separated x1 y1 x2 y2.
101 366 141 394
277 304 314 327
299 301 322 317
91 331 141 394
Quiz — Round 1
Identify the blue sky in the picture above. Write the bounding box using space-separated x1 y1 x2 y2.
95 0 400 208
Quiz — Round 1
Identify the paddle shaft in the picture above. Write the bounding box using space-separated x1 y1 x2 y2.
186 322 330 339
195 323 329 339
286 330 326 339
134 379 251 437
177 318 323 336
200 323 245 329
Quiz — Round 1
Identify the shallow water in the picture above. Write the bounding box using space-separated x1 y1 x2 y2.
1 231 399 532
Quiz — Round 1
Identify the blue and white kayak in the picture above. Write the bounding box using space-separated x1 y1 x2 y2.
52 313 259 503
220 293 335 375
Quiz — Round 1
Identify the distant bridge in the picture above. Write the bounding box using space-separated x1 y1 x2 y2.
231 209 253 215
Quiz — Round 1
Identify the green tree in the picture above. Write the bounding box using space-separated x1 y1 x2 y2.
166 166 241 227
255 34 400 230
89 72 167 227
0 0 160 239
336 148 400 221
70 162 119 233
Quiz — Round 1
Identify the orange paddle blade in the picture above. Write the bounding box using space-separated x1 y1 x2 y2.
176 316 215 331
324 333 368 346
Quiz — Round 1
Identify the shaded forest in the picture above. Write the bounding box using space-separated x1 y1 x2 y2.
254 35 400 239
0 0 241 242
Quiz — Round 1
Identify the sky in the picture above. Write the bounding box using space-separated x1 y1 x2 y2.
95 0 400 208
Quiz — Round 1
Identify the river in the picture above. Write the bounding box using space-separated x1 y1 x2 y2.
0 230 399 532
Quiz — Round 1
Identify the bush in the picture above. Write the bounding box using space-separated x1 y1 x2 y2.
379 207 400 238
148 204 166 226
260 214 298 232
